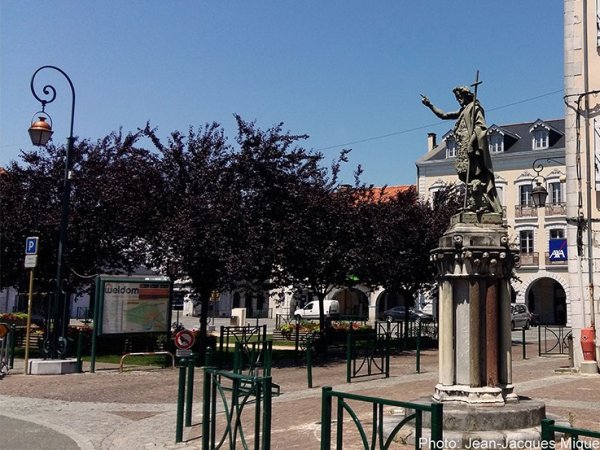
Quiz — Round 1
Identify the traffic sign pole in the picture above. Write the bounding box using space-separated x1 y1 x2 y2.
24 268 34 375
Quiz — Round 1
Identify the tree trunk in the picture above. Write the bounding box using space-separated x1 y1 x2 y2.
197 289 211 356
315 291 329 353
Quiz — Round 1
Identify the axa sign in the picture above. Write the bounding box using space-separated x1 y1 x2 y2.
549 239 568 262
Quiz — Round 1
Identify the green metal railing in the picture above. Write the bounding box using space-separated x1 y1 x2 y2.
232 340 280 396
346 332 390 382
320 387 443 450
375 320 438 352
202 368 272 450
219 325 266 354
233 340 272 378
541 418 600 449
538 326 572 356
175 354 199 443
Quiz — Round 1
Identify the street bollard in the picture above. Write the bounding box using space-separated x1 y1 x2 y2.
346 333 352 383
9 324 16 369
306 336 313 388
567 335 574 368
185 354 195 427
294 318 300 363
522 327 527 360
385 334 390 378
175 358 187 443
416 321 422 373
204 347 213 367
202 367 212 450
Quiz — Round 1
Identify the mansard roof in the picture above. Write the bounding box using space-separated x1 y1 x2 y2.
419 118 565 163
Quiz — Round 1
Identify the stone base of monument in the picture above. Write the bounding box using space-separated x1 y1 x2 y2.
384 396 569 449
434 383 518 405
28 358 78 375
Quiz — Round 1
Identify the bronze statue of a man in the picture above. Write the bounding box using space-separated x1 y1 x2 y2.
421 86 502 215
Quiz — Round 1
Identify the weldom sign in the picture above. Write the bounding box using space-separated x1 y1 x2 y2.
94 275 172 335
549 238 568 262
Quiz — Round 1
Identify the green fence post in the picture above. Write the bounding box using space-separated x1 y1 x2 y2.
522 327 527 360
254 376 262 450
175 358 187 443
320 387 332 450
294 319 300 362
307 336 313 388
385 334 390 378
265 340 272 377
202 367 212 450
204 347 213 367
430 402 444 446
346 333 352 383
541 419 555 444
233 342 241 373
76 329 83 373
262 376 273 450
416 321 422 373
185 354 195 427
9 324 16 369
219 326 224 353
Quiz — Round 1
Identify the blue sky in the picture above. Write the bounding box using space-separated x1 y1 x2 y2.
0 1 564 186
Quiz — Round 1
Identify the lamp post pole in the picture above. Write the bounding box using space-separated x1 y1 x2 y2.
29 66 76 359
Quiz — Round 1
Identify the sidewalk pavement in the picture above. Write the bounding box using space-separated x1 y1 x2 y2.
1 345 599 449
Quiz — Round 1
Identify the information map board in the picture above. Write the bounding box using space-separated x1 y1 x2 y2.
94 275 172 335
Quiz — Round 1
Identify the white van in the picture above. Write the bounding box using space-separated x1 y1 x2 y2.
293 300 340 320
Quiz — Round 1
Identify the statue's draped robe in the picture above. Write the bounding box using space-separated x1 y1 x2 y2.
453 101 502 214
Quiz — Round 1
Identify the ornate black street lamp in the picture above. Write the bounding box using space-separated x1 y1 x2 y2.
28 66 75 359
530 157 566 207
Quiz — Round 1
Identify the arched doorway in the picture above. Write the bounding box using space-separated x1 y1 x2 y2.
331 288 369 319
375 290 410 320
526 277 567 326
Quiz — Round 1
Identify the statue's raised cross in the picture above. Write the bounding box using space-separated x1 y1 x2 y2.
471 70 482 102
464 70 482 211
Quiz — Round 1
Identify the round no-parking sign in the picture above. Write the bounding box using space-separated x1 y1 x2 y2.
174 329 195 350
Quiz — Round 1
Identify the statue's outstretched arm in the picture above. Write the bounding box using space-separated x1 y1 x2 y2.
421 94 459 120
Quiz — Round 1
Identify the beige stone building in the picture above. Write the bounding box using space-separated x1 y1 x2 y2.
564 0 600 368
416 118 568 329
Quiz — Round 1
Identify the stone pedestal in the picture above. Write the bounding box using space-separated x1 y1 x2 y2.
385 213 567 447
404 212 562 446
390 397 569 448
431 212 518 405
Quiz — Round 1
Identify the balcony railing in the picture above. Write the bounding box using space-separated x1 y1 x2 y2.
545 252 568 266
519 252 539 267
545 202 566 216
515 204 538 218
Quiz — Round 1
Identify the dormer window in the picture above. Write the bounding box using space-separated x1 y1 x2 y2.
528 119 564 150
532 128 549 149
445 136 456 158
489 133 504 153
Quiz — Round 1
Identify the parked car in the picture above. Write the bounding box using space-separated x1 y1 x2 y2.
382 306 412 322
510 304 531 330
529 311 540 327
293 300 340 320
409 307 434 323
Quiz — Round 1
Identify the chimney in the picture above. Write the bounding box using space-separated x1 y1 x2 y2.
427 133 437 151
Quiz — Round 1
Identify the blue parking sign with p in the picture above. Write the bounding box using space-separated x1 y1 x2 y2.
25 237 39 255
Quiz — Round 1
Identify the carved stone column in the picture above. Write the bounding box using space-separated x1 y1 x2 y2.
431 212 519 405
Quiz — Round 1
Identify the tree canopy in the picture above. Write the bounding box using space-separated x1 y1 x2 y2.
0 117 458 352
